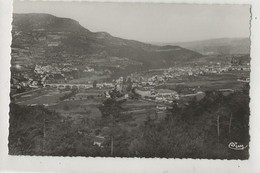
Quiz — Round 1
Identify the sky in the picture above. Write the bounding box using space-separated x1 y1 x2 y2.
13 0 251 43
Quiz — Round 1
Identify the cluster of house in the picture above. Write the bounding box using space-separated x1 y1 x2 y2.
96 82 115 89
237 77 250 83
166 64 250 77
34 64 78 75
201 64 250 74
134 88 180 103
83 66 94 72
34 64 109 85
11 77 42 89
11 66 44 90
109 74 208 104
132 85 218 105
127 62 250 88
132 87 236 109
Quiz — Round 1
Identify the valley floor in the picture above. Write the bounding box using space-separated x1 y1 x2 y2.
9 70 250 159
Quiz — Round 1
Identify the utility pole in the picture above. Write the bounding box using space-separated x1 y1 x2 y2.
111 114 115 157
111 136 114 156
229 113 233 138
217 114 220 143
42 111 46 153
43 115 46 138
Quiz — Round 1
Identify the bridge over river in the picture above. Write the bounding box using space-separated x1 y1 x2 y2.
43 83 93 89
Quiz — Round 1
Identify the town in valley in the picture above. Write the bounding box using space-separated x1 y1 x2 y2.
9 4 250 159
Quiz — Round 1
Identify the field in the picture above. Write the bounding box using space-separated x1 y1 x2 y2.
13 86 168 138
68 74 111 84
166 71 249 92
13 70 248 133
14 88 70 105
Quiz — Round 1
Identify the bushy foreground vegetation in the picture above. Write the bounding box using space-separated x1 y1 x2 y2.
130 88 250 159
9 86 250 159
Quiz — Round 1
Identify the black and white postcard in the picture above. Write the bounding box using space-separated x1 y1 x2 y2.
1 0 260 172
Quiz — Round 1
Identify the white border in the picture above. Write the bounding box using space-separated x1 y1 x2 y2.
1 0 260 173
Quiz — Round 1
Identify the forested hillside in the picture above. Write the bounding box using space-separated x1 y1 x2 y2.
9 85 250 159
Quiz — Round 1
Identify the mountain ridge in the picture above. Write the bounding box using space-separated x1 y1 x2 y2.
11 13 202 73
13 13 91 33
151 37 250 55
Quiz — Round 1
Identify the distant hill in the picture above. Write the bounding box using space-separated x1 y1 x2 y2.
11 13 202 72
12 13 91 33
152 38 250 55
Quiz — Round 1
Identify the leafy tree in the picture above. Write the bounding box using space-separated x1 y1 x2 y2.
126 77 132 91
93 80 97 88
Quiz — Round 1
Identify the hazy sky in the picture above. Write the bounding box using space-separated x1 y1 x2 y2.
13 0 251 43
